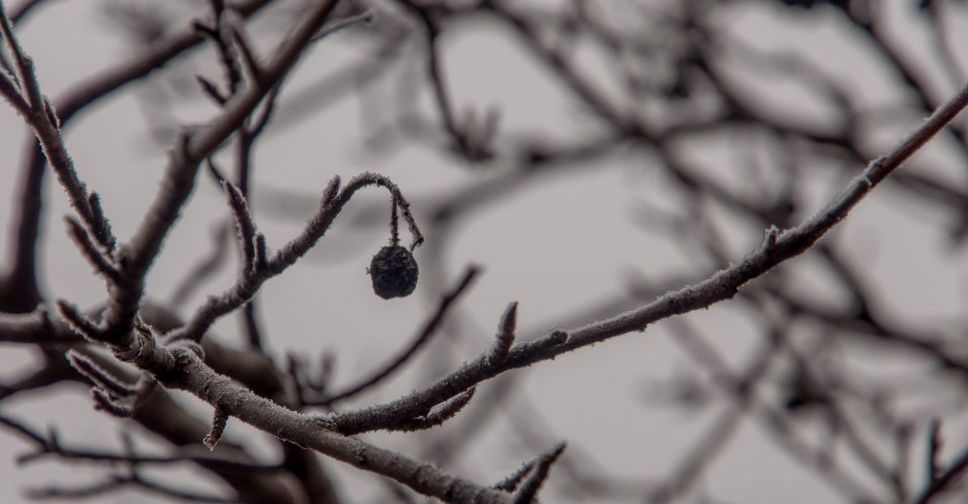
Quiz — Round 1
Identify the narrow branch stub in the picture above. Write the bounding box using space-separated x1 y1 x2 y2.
762 225 780 253
511 442 566 504
393 387 476 432
927 418 943 482
56 300 103 341
488 301 518 364
203 407 229 450
229 22 267 88
90 387 133 417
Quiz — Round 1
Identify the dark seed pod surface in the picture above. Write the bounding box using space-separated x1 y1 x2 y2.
369 245 418 299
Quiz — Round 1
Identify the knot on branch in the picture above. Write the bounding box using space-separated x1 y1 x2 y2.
113 323 157 362
167 340 206 370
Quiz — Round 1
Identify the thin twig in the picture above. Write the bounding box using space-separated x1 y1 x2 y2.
511 443 566 504
310 266 479 407
327 83 968 435
913 446 968 504
310 9 373 42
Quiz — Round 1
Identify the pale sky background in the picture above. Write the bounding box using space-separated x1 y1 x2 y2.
1 1 968 503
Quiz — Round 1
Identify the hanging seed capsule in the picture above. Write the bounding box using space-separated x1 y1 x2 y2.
369 245 418 299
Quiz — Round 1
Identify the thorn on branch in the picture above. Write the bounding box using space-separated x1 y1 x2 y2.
66 350 135 398
393 387 476 432
248 82 281 136
64 216 121 283
253 233 268 272
87 192 116 251
488 301 518 364
321 175 341 208
203 407 229 450
197 0 244 100
205 157 227 186
42 96 59 128
762 225 780 253
230 23 266 87
0 69 31 117
222 179 257 270
208 157 259 272
67 351 157 418
287 352 309 407
310 9 374 43
197 75 229 106
57 300 102 341
192 19 218 39
492 459 535 492
511 442 566 503
927 418 942 483
91 387 135 417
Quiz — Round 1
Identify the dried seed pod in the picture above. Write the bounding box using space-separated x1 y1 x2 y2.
369 245 418 299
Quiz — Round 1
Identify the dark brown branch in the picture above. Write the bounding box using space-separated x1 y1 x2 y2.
229 21 266 87
63 217 120 283
928 419 943 484
312 9 373 42
1 0 275 314
0 68 30 116
0 3 115 254
104 339 517 503
66 350 135 398
222 180 257 271
92 0 341 347
327 83 968 436
511 443 566 504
